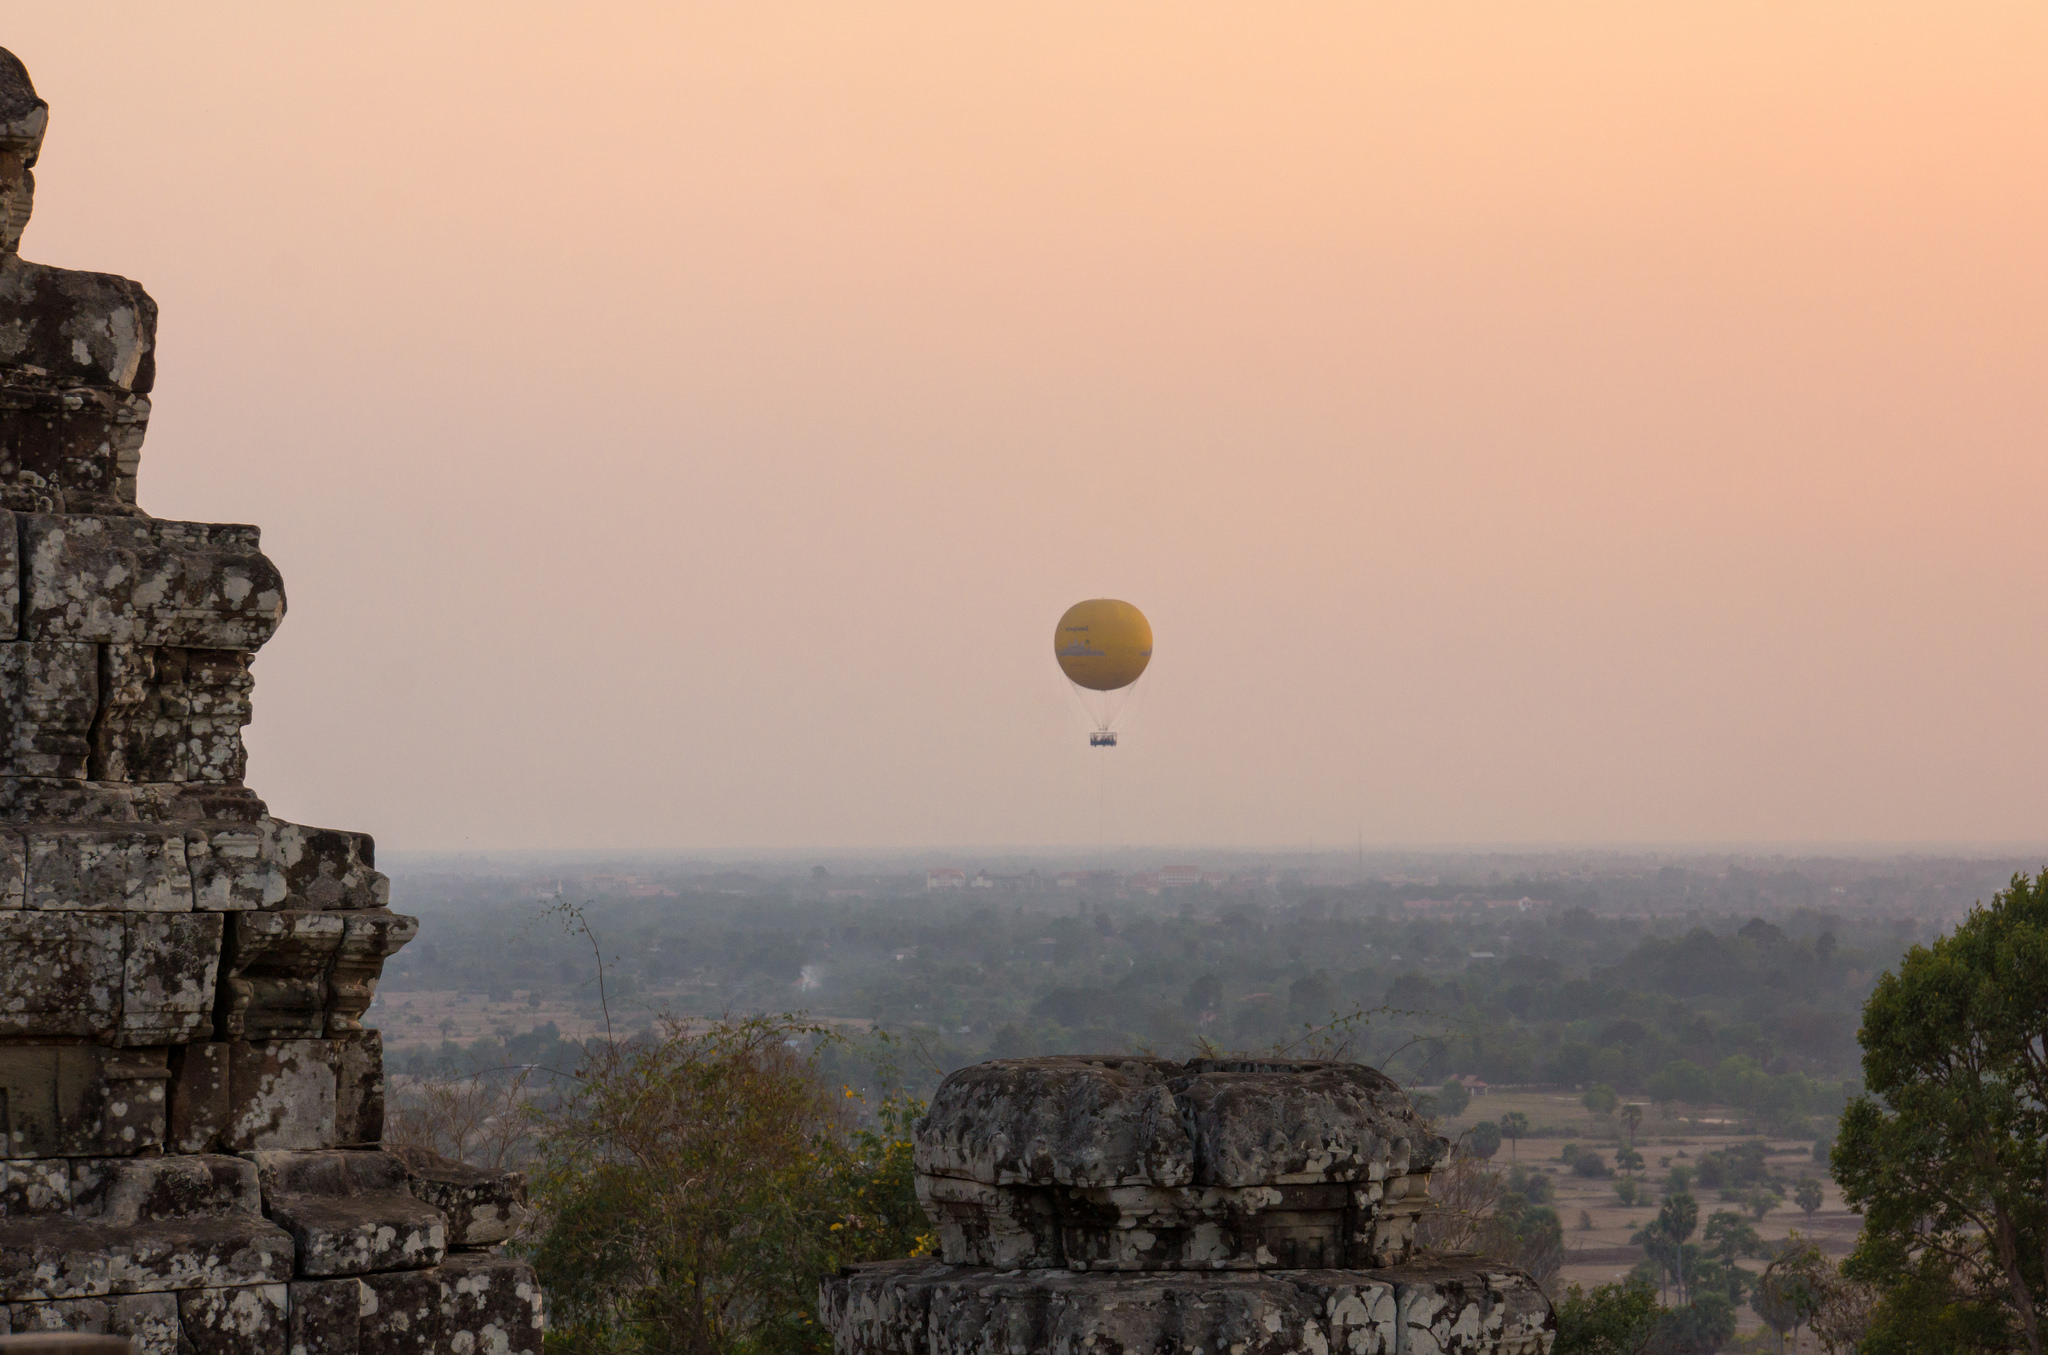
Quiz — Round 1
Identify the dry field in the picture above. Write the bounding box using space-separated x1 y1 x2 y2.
1442 1090 1857 1336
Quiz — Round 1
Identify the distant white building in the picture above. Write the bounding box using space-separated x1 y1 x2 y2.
926 868 967 891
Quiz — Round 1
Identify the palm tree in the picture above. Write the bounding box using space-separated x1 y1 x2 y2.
1499 1111 1530 1162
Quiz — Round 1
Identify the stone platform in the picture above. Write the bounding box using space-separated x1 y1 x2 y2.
825 1257 1553 1355
822 1056 1554 1355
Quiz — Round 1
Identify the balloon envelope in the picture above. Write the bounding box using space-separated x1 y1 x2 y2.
1054 599 1153 692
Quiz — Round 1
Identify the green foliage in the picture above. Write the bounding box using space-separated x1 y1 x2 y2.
1835 870 2048 1355
1612 1176 1640 1208
1554 1277 1660 1354
1582 1083 1619 1116
1436 1076 1472 1118
1793 1176 1823 1220
1631 1193 1698 1305
529 1014 924 1355
1498 1110 1530 1158
1463 1119 1502 1160
1689 1139 1768 1194
1561 1142 1611 1178
1701 1210 1759 1264
1489 1191 1564 1287
1648 1293 1736 1354
1503 1163 1555 1205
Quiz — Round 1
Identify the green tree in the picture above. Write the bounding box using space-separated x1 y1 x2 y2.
1553 1277 1659 1355
530 1014 924 1355
1620 1102 1645 1144
1464 1119 1502 1160
1753 1236 1874 1354
1499 1110 1530 1161
1834 870 2048 1355
1651 1192 1699 1305
1648 1060 1713 1112
1437 1076 1473 1118
1702 1209 1760 1267
1582 1083 1619 1117
1649 1293 1736 1355
1794 1176 1824 1222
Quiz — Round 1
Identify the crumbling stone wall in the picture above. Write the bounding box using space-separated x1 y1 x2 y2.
823 1056 1554 1354
0 49 541 1353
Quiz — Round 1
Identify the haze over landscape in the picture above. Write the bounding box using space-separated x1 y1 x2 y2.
12 3 2048 851
10 8 2048 1351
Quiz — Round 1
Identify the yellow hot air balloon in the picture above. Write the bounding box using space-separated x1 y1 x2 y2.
1054 599 1152 746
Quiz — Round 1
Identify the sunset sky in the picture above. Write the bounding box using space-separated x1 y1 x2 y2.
11 4 2047 850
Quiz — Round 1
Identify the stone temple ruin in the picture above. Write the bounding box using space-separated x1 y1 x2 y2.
0 49 539 1352
823 1057 1555 1354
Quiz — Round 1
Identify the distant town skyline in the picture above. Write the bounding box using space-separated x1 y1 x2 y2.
12 4 2047 849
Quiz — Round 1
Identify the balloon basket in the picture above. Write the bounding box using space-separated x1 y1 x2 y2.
1089 732 1118 747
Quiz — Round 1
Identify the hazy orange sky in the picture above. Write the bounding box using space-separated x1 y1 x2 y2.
11 4 2047 850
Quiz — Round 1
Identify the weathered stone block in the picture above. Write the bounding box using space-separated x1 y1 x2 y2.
915 1058 1446 1272
0 510 13 636
913 1175 1058 1270
0 829 20 907
358 1267 447 1355
25 827 191 911
68 1155 260 1224
0 912 123 1039
167 1043 231 1154
225 1041 338 1152
21 514 283 649
1175 1059 1435 1186
188 822 286 911
438 1253 544 1355
0 257 157 396
286 1277 366 1355
915 1057 1190 1189
0 909 221 1045
920 1174 1430 1273
250 1151 444 1278
1 1159 70 1216
178 1281 287 1355
0 1213 294 1300
121 911 223 1045
386 1146 528 1246
0 1328 135 1353
0 777 268 826
220 909 416 1041
4 1290 179 1354
272 823 386 911
0 642 97 778
90 646 254 784
821 1258 1553 1355
334 1034 384 1149
0 1047 168 1159
220 911 345 1040
327 912 416 1035
0 378 150 515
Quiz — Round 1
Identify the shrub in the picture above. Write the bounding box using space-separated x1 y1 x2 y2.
529 1014 924 1355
